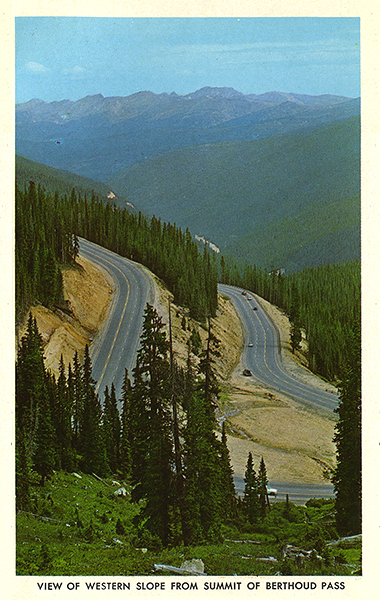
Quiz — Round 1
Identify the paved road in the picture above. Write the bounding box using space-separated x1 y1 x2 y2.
218 284 339 413
219 283 337 502
77 246 335 502
79 238 155 401
233 476 335 506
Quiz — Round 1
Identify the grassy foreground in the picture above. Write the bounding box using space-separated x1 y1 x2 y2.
16 470 361 576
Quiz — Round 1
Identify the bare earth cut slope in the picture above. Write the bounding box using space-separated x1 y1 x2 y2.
19 256 336 486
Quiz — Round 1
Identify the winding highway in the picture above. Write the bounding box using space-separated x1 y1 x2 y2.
218 284 337 503
79 238 155 401
78 241 336 503
218 284 339 413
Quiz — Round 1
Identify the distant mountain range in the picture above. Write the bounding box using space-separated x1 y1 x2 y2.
16 87 359 181
16 87 360 271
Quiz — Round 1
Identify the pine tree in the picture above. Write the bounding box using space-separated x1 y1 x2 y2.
182 387 221 543
119 369 133 477
16 314 46 464
289 282 302 354
33 388 56 485
71 351 83 453
16 316 56 487
290 322 302 354
182 321 226 543
102 386 114 472
16 425 31 511
129 304 174 547
110 383 121 467
197 318 220 422
168 301 187 545
79 345 107 476
219 422 236 519
333 319 361 536
103 384 121 474
243 452 259 524
66 362 76 456
53 355 74 470
257 456 269 518
189 326 202 355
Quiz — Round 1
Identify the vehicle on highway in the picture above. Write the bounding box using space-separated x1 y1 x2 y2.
248 343 253 347
247 295 252 300
242 290 247 296
267 487 278 497
253 306 258 311
243 368 252 376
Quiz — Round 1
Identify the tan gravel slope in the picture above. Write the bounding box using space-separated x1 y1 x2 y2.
18 257 114 373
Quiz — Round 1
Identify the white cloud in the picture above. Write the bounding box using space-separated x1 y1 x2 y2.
162 39 359 70
170 42 315 55
25 61 50 73
62 65 87 76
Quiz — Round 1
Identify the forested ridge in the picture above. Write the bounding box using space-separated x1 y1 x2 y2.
16 181 218 322
16 178 360 385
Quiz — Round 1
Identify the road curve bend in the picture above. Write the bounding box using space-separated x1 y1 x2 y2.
77 245 335 502
79 238 155 401
218 284 339 413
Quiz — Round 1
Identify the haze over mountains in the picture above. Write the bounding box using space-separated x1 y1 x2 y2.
16 87 360 271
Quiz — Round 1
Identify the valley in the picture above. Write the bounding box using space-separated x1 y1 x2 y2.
16 87 360 272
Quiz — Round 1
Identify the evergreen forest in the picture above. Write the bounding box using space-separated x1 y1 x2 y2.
16 306 237 544
15 180 361 575
16 181 218 323
16 180 360 383
16 308 361 575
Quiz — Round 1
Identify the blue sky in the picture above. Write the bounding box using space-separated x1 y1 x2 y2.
15 17 360 103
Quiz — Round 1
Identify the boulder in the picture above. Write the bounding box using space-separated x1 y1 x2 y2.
180 559 205 574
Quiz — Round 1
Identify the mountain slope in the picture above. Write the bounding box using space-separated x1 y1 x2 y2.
15 154 130 206
109 115 360 271
16 88 358 182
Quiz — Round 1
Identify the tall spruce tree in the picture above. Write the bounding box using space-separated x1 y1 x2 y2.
243 452 259 524
33 387 56 485
182 384 223 543
16 425 31 511
220 422 236 519
119 369 133 477
333 319 361 536
16 316 56 488
258 456 269 518
71 351 83 454
168 301 188 545
53 355 74 471
103 383 121 474
129 304 174 547
289 282 302 354
16 314 45 453
79 345 107 476
182 320 231 543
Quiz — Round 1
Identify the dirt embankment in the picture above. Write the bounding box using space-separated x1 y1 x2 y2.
18 257 114 373
19 259 337 485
